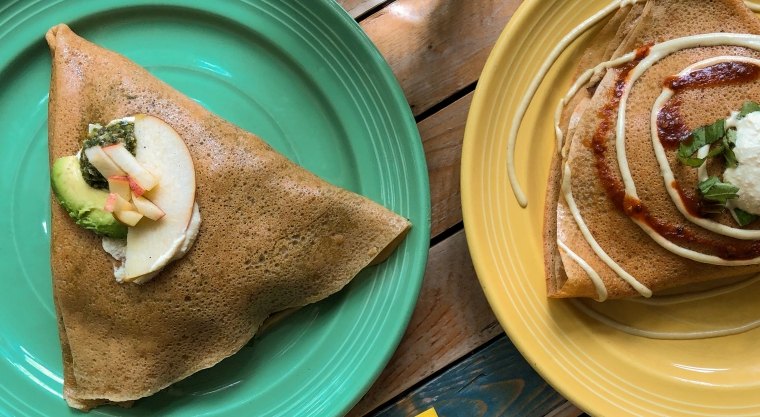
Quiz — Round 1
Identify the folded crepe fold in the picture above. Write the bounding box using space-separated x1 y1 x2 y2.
46 24 411 409
545 0 760 299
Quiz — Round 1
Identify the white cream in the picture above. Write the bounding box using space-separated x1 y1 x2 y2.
723 111 760 215
102 202 201 284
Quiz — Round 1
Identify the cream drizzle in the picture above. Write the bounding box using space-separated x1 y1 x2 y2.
554 52 638 157
561 164 652 297
628 274 760 305
504 0 760 326
649 55 760 240
569 299 760 339
747 1 760 12
555 35 760 300
508 0 645 207
557 240 608 301
512 0 760 207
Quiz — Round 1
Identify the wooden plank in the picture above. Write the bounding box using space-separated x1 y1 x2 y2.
360 0 522 116
370 335 574 417
336 0 387 19
420 92 472 236
348 230 502 416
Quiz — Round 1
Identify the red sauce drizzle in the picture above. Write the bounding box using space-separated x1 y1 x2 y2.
665 61 760 91
657 61 760 151
657 98 690 150
590 52 760 260
672 180 705 217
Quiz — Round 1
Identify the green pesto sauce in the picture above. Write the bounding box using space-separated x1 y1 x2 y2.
80 121 137 189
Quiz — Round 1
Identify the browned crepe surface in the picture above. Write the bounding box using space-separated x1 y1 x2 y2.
47 24 411 409
546 0 760 299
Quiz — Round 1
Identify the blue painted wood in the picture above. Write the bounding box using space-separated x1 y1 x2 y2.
369 334 579 417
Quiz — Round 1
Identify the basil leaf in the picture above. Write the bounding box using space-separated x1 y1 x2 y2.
698 176 739 204
727 128 738 145
704 119 725 144
707 140 725 158
723 138 739 168
733 207 758 227
739 101 760 118
697 176 718 193
677 127 707 166
677 154 706 167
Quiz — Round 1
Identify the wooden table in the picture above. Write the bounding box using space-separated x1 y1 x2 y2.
331 1 588 416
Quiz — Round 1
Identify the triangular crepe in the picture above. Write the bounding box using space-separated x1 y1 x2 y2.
46 24 410 409
546 0 760 299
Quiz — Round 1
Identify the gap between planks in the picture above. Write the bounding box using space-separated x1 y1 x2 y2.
347 230 501 417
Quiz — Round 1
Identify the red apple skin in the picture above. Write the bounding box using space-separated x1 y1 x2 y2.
104 193 118 212
129 177 146 197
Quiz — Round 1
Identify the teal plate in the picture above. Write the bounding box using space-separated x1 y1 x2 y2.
0 1 430 416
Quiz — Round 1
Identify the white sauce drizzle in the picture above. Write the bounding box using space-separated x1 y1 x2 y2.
649 55 760 240
558 240 609 301
504 0 760 337
628 274 760 305
747 1 760 12
514 0 760 206
508 0 645 207
569 299 760 339
561 164 652 297
554 52 638 157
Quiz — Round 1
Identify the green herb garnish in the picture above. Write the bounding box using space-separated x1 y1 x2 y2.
677 119 727 167
739 101 760 118
732 207 758 227
79 121 136 189
697 176 739 204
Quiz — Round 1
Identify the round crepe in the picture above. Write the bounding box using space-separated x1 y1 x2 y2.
46 24 411 409
545 0 760 299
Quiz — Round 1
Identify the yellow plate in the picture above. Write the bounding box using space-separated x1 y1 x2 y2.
461 1 760 415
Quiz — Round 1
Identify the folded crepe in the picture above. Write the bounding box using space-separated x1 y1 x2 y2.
46 24 411 409
545 0 760 300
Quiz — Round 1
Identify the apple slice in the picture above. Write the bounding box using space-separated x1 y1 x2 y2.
128 177 146 197
84 146 125 178
132 193 165 221
103 143 158 192
104 193 135 213
124 114 196 281
107 175 131 200
114 210 144 227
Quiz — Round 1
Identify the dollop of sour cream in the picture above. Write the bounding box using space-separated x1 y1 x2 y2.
723 111 760 215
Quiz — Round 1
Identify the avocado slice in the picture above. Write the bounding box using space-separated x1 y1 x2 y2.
51 155 127 238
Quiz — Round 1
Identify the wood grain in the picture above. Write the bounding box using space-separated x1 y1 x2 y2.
335 0 387 19
337 1 581 416
370 335 572 417
348 230 501 417
420 92 472 236
360 0 521 116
